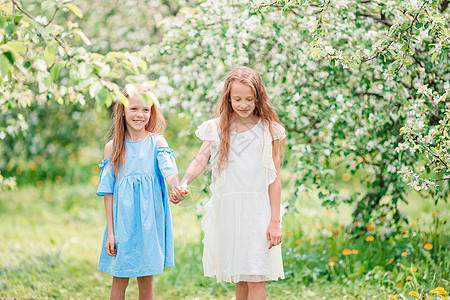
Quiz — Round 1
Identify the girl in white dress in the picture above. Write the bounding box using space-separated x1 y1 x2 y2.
178 66 286 299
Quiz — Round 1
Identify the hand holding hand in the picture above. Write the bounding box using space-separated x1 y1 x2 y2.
169 184 190 204
266 220 282 249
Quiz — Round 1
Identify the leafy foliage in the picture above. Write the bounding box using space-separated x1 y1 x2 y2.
1 0 448 227
156 0 449 226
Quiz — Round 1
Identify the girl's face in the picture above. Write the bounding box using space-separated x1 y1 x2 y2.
229 81 256 121
124 94 151 133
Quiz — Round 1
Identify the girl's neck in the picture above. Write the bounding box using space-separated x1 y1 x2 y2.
124 130 150 142
231 113 259 124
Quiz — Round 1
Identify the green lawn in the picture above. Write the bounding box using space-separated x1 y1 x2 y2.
0 182 448 299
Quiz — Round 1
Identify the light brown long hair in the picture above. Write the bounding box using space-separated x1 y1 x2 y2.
214 66 285 170
109 84 166 176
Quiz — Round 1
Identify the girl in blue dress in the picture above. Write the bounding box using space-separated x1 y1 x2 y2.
96 84 185 300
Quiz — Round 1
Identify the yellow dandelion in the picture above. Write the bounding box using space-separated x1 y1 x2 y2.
432 289 439 294
285 231 293 236
411 221 416 226
401 228 407 233
437 289 448 295
424 243 433 250
325 210 331 215
427 295 433 300
388 257 394 264
352 249 358 254
307 237 313 242
295 240 301 244
401 252 408 257
406 276 412 280
432 212 436 217
388 294 397 299
342 249 352 255
396 282 401 287
436 209 440 213
365 235 374 242
330 256 338 262
380 216 386 222
411 267 417 272
354 221 359 227
415 217 420 221
409 291 420 297
328 261 335 267
441 297 449 300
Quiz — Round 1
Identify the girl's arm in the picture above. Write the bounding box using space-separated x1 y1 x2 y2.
180 140 211 187
104 193 116 256
267 139 283 249
157 138 185 203
102 142 116 256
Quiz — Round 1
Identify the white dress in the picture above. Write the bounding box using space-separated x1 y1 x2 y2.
196 118 286 283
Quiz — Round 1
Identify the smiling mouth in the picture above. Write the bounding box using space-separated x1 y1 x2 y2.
133 120 145 124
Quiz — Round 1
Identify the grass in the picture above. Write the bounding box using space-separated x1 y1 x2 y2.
0 181 449 299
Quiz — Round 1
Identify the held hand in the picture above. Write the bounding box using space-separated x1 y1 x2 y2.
266 220 282 249
169 185 189 204
105 234 116 256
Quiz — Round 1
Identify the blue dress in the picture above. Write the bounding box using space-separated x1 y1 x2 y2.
96 134 177 278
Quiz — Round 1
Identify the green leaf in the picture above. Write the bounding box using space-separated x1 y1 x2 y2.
73 29 91 45
430 51 439 63
137 59 147 71
78 62 93 79
113 84 129 106
42 24 63 37
41 0 56 11
95 87 109 104
330 58 336 68
0 54 12 77
50 63 63 81
66 4 83 18
311 49 322 59
37 72 51 93
89 81 102 98
44 46 56 67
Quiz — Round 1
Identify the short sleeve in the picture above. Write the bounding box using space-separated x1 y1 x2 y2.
96 157 116 196
195 119 220 142
157 147 178 178
271 122 286 141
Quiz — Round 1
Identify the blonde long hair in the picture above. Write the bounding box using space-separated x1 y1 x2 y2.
214 66 285 170
110 84 166 176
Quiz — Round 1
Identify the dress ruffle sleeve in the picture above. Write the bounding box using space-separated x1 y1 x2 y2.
195 119 220 142
262 121 286 186
157 147 178 178
96 157 116 196
271 122 286 141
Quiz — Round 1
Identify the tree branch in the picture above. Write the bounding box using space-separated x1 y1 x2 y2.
406 1 426 33
11 0 42 26
359 13 392 27
435 177 450 182
440 0 449 12
44 7 60 28
362 39 395 62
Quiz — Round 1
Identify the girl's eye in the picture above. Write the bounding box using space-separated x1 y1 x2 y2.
144 109 149 112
